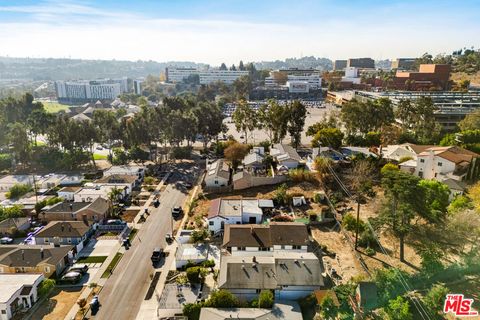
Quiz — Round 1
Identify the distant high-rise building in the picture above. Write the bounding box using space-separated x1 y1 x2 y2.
133 79 144 95
55 77 129 103
347 58 375 69
391 58 416 70
333 60 347 70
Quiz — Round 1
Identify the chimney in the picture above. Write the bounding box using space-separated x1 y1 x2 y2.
40 247 44 259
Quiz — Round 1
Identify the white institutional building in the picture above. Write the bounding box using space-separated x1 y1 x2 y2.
55 77 129 103
165 67 249 85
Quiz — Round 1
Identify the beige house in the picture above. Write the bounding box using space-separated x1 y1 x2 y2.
0 245 73 277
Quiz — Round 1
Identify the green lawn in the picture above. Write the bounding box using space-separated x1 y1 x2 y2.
93 153 108 160
43 101 70 113
76 256 107 264
101 252 124 278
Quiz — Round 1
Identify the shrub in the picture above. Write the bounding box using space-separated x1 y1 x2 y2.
289 169 316 183
6 183 32 199
313 192 324 203
186 267 201 283
204 290 239 308
38 279 56 297
183 302 202 320
144 176 155 185
358 228 377 249
271 214 294 222
273 183 291 206
128 146 149 161
380 163 399 175
0 153 12 171
342 214 365 233
258 290 274 308
191 229 208 243
201 259 215 268
365 247 376 256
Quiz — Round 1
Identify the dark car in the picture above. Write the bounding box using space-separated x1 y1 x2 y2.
171 206 183 216
165 234 174 245
151 248 165 262
61 271 83 284
70 265 89 275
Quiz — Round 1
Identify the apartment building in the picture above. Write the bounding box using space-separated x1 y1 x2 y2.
391 58 416 70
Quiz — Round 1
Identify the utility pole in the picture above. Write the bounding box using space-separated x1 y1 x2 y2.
354 194 361 250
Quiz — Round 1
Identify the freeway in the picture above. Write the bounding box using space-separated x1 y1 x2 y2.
92 162 200 320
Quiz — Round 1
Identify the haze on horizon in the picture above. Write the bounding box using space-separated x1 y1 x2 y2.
0 0 479 66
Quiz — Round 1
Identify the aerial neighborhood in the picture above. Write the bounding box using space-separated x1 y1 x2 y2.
1 3 480 319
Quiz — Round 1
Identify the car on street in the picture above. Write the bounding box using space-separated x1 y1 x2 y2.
151 248 165 262
171 206 183 216
165 234 174 245
0 237 13 244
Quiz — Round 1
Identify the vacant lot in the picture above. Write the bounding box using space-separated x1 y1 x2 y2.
311 226 368 283
32 287 82 320
43 101 70 113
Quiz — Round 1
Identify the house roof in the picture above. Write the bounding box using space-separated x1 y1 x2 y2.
272 144 301 162
442 178 466 191
45 197 109 215
243 153 264 166
403 143 435 154
96 174 137 184
0 217 30 229
71 113 91 122
222 222 309 248
46 201 90 213
218 252 323 290
399 159 417 167
0 245 72 268
58 186 81 193
104 165 144 176
0 274 44 304
208 198 267 219
418 146 479 164
199 303 303 320
207 159 230 180
35 221 91 238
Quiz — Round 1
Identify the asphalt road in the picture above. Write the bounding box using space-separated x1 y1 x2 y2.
91 162 200 320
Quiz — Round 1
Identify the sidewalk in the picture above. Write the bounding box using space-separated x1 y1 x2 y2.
64 240 123 319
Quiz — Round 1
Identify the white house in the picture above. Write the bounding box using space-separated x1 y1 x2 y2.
103 165 145 184
57 186 81 201
270 144 301 169
175 243 209 269
207 199 272 234
73 185 127 202
415 146 479 181
222 222 309 256
218 252 323 300
382 143 433 161
204 159 231 188
94 174 137 194
0 274 44 320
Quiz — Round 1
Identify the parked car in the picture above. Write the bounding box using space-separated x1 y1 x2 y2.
69 265 89 275
61 271 83 284
151 248 165 262
106 219 125 225
0 237 13 244
165 234 174 245
171 206 183 216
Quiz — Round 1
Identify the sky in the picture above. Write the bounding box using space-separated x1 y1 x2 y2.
0 0 479 66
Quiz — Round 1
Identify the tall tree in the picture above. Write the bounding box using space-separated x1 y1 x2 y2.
232 100 257 144
340 98 394 136
238 60 245 71
378 169 426 261
219 63 227 70
287 100 307 148
458 109 480 131
7 122 30 166
27 108 54 146
258 99 290 144
311 128 344 149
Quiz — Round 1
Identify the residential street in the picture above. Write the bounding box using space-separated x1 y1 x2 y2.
92 163 199 320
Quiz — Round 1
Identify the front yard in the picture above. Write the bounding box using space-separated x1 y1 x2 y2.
31 287 82 320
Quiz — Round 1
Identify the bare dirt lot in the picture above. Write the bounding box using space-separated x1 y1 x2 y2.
311 226 369 283
31 287 83 320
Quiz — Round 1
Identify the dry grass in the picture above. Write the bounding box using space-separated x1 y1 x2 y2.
451 71 480 85
31 287 83 320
